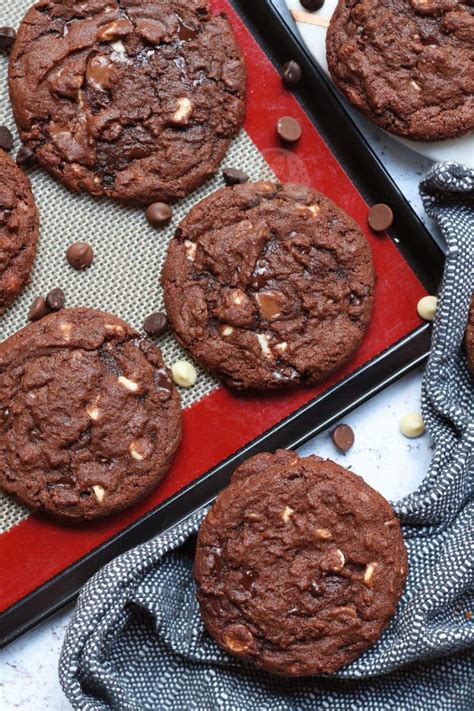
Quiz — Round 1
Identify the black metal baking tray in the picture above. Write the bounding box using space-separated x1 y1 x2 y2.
0 0 444 648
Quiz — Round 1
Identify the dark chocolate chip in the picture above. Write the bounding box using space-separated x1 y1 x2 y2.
28 296 49 322
143 312 168 337
146 202 172 228
0 126 14 152
282 60 302 87
66 242 94 270
222 167 250 186
368 204 394 232
277 116 302 143
331 424 355 452
16 146 37 168
0 27 16 52
300 0 325 10
46 288 65 311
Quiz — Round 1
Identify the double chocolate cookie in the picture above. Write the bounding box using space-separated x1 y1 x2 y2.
0 149 39 316
9 0 246 205
466 295 474 375
0 308 182 520
162 182 375 390
194 450 408 676
326 0 474 141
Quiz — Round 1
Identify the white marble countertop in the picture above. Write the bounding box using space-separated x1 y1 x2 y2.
0 8 446 709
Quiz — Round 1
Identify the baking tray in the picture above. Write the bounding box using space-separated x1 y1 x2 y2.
0 0 443 647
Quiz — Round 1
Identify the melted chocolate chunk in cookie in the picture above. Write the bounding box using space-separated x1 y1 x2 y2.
0 149 39 316
9 1 246 205
0 308 182 520
194 450 408 676
162 182 375 390
326 0 474 141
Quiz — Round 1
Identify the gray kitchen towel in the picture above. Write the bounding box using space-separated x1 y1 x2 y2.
59 162 474 710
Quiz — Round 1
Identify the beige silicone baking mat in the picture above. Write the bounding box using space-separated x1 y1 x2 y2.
0 0 274 533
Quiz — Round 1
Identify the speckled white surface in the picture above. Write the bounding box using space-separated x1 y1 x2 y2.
0 5 445 709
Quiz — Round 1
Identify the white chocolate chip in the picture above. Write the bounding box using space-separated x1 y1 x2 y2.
59 322 73 341
129 443 144 461
92 484 105 503
282 506 294 523
172 360 197 388
315 528 332 539
410 80 422 92
333 549 346 570
399 412 425 438
256 333 272 358
172 97 193 125
184 240 197 261
274 342 288 354
118 375 139 392
307 205 320 216
417 295 437 321
105 323 125 335
220 325 234 337
231 291 245 306
111 40 126 54
86 405 101 421
364 562 377 588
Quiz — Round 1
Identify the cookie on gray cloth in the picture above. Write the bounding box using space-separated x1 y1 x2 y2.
326 0 474 141
8 0 246 205
162 181 375 390
0 149 39 316
0 308 182 520
194 450 408 676
466 295 474 375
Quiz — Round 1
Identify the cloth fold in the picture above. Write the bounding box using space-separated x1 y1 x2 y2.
60 163 474 710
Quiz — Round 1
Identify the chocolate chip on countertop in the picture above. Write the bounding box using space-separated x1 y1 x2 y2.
28 296 49 322
222 167 250 186
66 242 94 270
331 424 355 452
300 0 325 10
368 203 394 232
45 288 65 311
16 146 37 168
143 312 168 337
0 126 14 152
277 116 302 143
146 202 172 228
0 27 16 52
282 60 302 87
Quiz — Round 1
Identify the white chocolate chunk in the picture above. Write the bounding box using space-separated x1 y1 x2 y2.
231 290 245 306
105 323 125 335
118 376 139 392
172 360 197 388
86 405 101 421
256 333 272 358
92 484 105 503
417 295 437 322
172 97 193 125
184 240 197 261
129 443 144 461
282 506 294 523
59 322 73 340
220 325 234 337
333 549 346 570
410 80 422 92
399 412 425 438
275 342 288 354
364 562 377 588
307 204 320 216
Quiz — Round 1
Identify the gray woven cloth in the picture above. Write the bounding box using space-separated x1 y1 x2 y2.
59 162 474 710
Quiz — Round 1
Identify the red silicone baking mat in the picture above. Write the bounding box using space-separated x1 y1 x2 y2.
0 0 443 643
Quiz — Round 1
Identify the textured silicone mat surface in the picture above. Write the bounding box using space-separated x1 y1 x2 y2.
0 0 273 533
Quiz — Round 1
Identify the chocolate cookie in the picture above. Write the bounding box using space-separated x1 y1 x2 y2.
8 1 246 205
162 182 375 390
0 149 39 316
326 0 474 141
0 308 182 520
466 295 474 375
194 450 408 676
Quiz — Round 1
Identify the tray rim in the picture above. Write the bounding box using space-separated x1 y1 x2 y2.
0 0 444 647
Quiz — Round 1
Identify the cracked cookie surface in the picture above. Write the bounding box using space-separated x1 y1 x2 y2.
194 450 408 676
162 181 375 390
0 308 182 520
0 149 39 316
326 0 474 141
8 0 246 205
